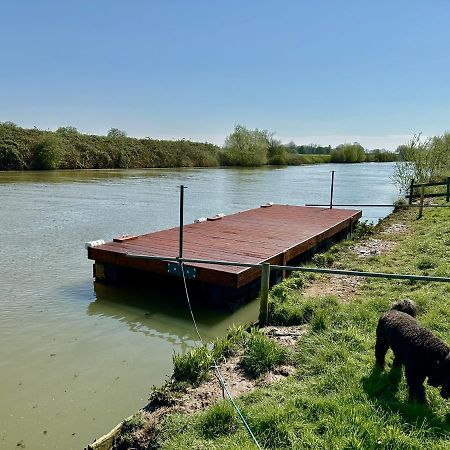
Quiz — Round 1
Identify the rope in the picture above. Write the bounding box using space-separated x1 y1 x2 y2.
179 262 262 450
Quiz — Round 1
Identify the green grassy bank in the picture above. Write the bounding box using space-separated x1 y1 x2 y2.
130 204 450 450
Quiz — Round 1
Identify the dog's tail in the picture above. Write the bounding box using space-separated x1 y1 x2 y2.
391 299 417 317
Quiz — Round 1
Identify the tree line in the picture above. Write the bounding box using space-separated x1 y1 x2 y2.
0 122 398 170
0 122 220 170
220 125 398 166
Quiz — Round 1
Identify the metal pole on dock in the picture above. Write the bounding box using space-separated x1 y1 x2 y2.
179 185 186 259
259 263 271 326
329 170 335 209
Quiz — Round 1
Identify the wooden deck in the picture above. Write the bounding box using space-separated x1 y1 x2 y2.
87 204 362 289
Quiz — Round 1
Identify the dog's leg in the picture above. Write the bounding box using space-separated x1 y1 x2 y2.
392 354 403 368
405 366 427 403
375 323 389 369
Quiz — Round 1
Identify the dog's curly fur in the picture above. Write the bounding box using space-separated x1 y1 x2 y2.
375 300 450 402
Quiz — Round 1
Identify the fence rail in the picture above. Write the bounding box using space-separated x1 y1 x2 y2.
406 177 450 204
126 253 450 325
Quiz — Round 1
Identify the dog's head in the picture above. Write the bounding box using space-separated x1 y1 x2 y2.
391 299 417 317
429 354 450 398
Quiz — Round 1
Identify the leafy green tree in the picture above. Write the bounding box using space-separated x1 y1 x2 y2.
393 133 450 192
107 128 127 138
220 125 269 166
330 143 366 163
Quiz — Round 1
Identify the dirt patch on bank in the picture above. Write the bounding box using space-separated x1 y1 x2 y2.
352 238 395 257
382 223 409 234
110 325 305 450
302 275 362 301
174 325 304 414
302 222 408 301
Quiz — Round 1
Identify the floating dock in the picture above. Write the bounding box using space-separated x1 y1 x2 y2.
87 205 361 301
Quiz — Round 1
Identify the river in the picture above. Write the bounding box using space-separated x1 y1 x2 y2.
0 163 398 449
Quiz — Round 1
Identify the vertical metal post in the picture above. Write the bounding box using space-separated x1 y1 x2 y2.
329 170 335 209
418 184 425 219
409 179 414 205
179 185 186 259
259 263 270 326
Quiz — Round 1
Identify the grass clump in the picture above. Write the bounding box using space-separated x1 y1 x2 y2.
198 400 240 438
269 292 338 327
212 324 248 361
241 328 288 378
173 345 212 386
311 252 335 267
351 220 375 239
417 257 437 271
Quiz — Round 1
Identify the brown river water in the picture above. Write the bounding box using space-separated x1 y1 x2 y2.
0 164 398 449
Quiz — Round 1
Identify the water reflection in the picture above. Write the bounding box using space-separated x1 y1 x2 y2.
89 282 259 349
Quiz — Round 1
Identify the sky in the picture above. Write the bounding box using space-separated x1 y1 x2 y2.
1 0 450 150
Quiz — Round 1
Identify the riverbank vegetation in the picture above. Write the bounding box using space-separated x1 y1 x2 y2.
0 122 220 170
108 203 450 449
393 133 450 192
1 122 397 170
220 125 396 167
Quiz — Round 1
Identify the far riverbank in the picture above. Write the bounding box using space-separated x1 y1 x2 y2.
0 122 396 171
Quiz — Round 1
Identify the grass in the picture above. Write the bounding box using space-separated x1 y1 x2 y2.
173 345 213 386
240 328 289 378
154 205 450 449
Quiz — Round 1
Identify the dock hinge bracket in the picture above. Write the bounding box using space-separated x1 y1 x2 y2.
167 262 197 279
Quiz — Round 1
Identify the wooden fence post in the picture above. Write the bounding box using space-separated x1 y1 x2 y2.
418 185 425 219
409 179 414 205
447 177 450 202
259 263 270 326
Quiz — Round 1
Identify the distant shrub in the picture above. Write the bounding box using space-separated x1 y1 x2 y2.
32 136 62 169
268 145 289 165
107 127 127 138
241 328 288 377
56 126 79 135
0 139 26 170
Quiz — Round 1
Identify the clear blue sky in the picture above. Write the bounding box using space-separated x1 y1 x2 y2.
2 0 450 149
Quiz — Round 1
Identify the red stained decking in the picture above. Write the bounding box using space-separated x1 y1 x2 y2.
88 205 362 289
